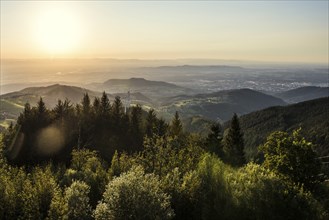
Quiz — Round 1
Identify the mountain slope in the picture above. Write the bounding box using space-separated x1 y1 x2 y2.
1 84 101 108
0 84 155 129
159 89 286 121
86 78 194 101
234 97 329 160
275 86 328 103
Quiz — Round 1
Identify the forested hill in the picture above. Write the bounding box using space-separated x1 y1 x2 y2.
275 86 329 103
1 84 102 107
160 88 286 121
235 97 329 159
85 78 194 99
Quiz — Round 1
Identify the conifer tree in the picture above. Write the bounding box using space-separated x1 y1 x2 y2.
129 105 143 152
170 111 183 137
112 96 124 127
82 93 91 115
156 118 168 137
206 123 223 158
100 92 110 116
146 109 157 137
37 97 47 115
93 97 101 116
37 97 50 128
223 113 245 166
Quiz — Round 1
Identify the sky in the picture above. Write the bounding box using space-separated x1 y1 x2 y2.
1 1 328 63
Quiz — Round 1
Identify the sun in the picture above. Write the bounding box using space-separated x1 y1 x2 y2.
35 8 81 55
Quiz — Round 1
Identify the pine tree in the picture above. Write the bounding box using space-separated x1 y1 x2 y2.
129 105 143 152
37 97 47 115
146 109 157 137
92 97 101 116
37 97 50 128
112 96 124 126
82 93 91 115
170 111 183 137
206 123 223 158
223 113 245 166
100 92 110 116
156 118 168 137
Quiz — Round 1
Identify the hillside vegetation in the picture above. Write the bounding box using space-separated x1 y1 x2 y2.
159 88 286 121
235 97 329 160
0 92 328 219
275 86 328 103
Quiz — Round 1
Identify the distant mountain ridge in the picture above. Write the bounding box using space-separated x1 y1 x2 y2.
104 78 180 88
275 86 328 103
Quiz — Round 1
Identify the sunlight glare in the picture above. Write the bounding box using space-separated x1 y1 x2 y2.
35 8 81 55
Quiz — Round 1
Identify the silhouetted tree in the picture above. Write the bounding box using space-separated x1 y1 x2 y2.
129 105 143 152
223 113 245 166
156 118 168 137
170 111 183 137
100 92 110 116
206 123 223 158
82 93 91 115
146 109 157 137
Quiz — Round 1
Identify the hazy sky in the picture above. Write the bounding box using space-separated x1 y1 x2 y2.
1 1 328 63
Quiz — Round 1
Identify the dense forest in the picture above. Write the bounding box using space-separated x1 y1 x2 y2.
1 92 328 219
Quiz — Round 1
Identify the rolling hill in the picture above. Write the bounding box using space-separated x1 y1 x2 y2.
1 84 101 108
0 84 156 130
158 88 286 121
232 97 329 160
85 78 195 101
275 86 328 103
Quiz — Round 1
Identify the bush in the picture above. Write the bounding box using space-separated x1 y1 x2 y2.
94 166 174 220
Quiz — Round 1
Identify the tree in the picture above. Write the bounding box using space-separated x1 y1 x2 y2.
156 118 168 137
170 111 183 137
64 181 92 220
82 93 91 115
260 129 322 190
94 166 174 220
100 92 110 116
205 123 223 158
145 109 157 137
223 113 245 166
37 97 47 115
129 105 143 152
63 149 108 207
93 97 101 116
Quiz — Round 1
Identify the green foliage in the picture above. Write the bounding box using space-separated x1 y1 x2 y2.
170 111 183 137
1 94 328 219
138 135 204 177
63 149 108 207
229 163 323 220
197 153 233 219
95 166 174 220
237 97 329 159
145 109 157 137
260 129 322 190
205 122 223 157
196 153 325 220
108 150 134 178
65 181 92 220
223 113 246 166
